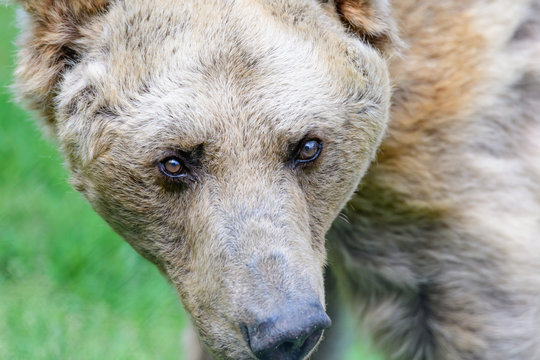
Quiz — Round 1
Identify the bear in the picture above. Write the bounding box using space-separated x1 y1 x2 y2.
12 0 540 359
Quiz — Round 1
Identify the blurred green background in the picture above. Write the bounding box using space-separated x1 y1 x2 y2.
0 4 381 359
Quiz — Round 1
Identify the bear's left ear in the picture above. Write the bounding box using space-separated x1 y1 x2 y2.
14 0 110 134
333 0 400 55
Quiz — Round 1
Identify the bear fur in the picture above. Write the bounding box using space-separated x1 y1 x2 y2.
13 0 540 359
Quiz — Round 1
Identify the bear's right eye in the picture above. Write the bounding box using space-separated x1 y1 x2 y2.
292 138 323 167
159 157 187 178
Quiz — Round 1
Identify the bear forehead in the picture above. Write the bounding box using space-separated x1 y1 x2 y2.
61 0 377 137
90 0 343 85
88 0 363 100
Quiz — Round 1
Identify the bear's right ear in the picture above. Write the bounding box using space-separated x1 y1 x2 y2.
14 0 110 135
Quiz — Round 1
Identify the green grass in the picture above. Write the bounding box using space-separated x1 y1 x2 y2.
0 5 381 359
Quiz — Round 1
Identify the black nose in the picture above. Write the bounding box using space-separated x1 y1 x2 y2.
246 301 331 360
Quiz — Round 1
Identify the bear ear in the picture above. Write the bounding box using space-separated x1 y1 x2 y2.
14 0 110 134
333 0 400 55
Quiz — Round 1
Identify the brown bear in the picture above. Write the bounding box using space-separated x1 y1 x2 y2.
13 0 540 359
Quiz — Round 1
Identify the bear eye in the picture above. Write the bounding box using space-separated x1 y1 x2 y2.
295 139 322 164
159 157 187 178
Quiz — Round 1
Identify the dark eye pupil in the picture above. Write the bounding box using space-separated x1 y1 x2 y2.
164 159 182 174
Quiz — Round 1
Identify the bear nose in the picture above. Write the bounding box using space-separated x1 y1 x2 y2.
246 301 331 360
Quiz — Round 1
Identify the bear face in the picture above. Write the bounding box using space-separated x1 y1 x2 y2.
15 0 394 358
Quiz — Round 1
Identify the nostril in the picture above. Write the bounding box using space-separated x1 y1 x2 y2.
241 324 251 350
271 328 324 358
277 340 296 354
301 328 324 354
253 326 325 360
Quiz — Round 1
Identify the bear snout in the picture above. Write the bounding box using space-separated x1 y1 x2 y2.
243 300 331 360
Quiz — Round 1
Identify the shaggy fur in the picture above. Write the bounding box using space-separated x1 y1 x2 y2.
12 0 540 359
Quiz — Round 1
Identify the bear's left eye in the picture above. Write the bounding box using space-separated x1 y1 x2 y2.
294 139 322 165
159 157 187 178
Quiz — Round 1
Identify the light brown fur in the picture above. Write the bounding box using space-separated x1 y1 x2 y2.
12 0 540 359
